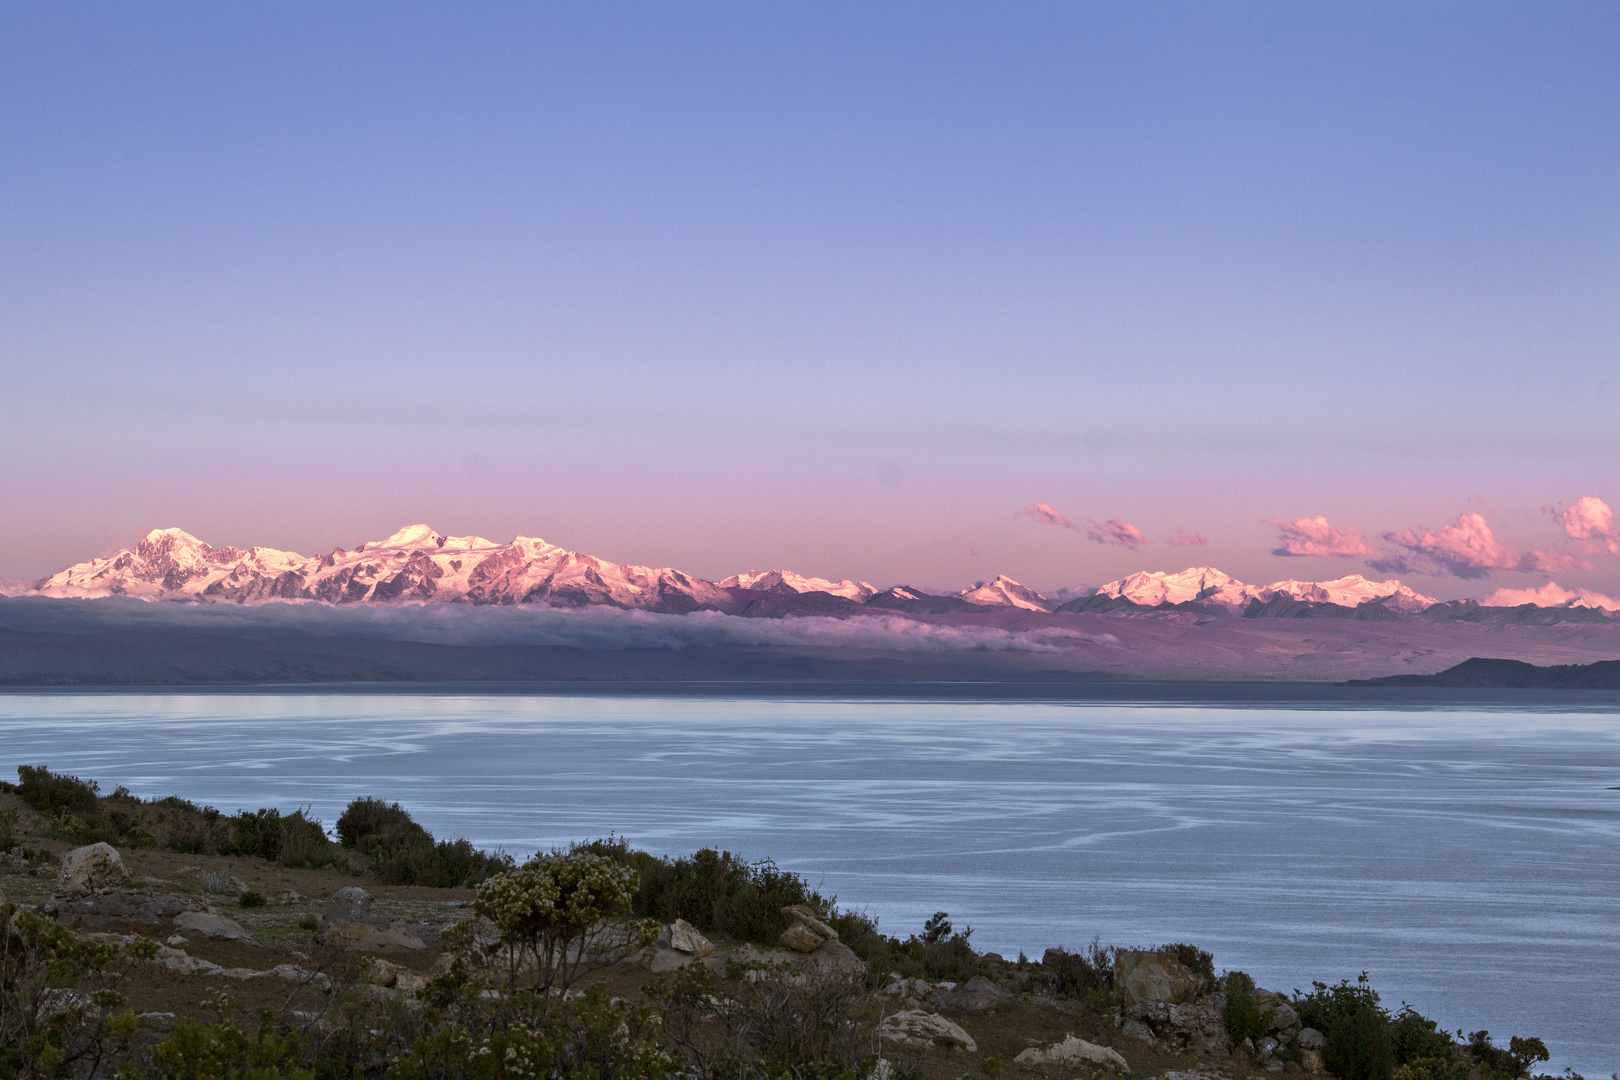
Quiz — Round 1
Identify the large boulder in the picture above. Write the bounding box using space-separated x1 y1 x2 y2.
801 939 866 977
1015 1034 1130 1071
322 886 382 926
933 975 1013 1012
50 892 190 927
1113 949 1203 1006
875 1010 977 1052
779 904 838 952
54 843 129 898
667 918 714 957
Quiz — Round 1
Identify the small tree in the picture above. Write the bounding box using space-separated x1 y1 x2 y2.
472 850 657 999
1223 971 1265 1045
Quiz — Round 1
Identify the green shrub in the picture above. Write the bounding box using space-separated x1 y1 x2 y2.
1160 941 1216 986
1223 971 1266 1044
238 890 267 909
151 1012 311 1079
1033 941 1114 1000
15 765 100 818
1391 1006 1456 1064
335 797 505 887
616 844 825 945
1297 975 1394 1080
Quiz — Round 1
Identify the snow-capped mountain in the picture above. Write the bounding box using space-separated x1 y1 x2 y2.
28 530 1447 619
955 575 1055 612
1078 567 1436 612
1090 567 1255 608
719 569 878 603
36 526 734 613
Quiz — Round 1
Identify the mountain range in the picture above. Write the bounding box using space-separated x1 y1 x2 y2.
23 524 1612 622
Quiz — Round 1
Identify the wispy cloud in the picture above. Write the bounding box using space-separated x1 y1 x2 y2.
1546 496 1620 555
1086 518 1148 551
1482 582 1620 611
1019 503 1080 531
1164 527 1207 547
1371 511 1585 579
1269 515 1375 557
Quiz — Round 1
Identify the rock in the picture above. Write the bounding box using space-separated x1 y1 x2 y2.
1014 1034 1130 1072
868 1060 894 1080
51 891 190 927
54 843 128 897
1271 1003 1300 1032
782 904 839 940
155 947 225 976
1122 1018 1156 1043
875 1010 977 1052
400 922 443 946
136 1012 176 1030
319 921 427 951
166 935 187 946
668 918 714 957
780 921 825 952
172 910 256 944
1257 1036 1280 1060
1113 949 1203 1006
1298 1027 1325 1050
1300 1048 1324 1073
34 864 59 879
322 886 377 926
802 939 866 977
883 976 932 998
933 975 1013 1012
366 958 428 992
643 946 698 973
779 904 838 951
274 890 306 905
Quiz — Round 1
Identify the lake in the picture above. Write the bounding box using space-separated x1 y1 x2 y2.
1 686 1615 1073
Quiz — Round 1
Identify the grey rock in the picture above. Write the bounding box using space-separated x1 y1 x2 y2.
51 892 190 927
173 910 257 944
54 843 128 898
322 886 379 926
933 975 1013 1012
1122 1018 1157 1043
1113 949 1203 1006
1299 1028 1326 1050
1272 1003 1301 1031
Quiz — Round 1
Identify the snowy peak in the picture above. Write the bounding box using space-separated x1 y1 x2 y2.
1095 567 1253 608
1089 567 1437 612
720 569 878 602
956 574 1055 612
1265 574 1437 612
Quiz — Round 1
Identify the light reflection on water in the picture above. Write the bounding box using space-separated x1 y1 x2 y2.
0 690 1616 1072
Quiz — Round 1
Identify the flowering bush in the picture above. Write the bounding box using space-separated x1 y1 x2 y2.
472 850 656 996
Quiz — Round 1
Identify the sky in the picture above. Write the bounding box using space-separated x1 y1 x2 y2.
2 3 1617 600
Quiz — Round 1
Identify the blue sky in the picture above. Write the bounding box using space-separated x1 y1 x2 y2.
2 3 1617 597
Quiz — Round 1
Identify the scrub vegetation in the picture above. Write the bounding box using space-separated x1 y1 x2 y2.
0 767 1580 1080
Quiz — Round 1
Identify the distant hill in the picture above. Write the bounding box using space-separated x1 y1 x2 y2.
1347 657 1620 689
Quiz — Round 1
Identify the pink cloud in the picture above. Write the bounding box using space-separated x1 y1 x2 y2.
1482 581 1620 611
1086 518 1148 551
1371 511 1587 580
1165 527 1207 547
1019 503 1079 531
1269 515 1375 557
1546 496 1620 555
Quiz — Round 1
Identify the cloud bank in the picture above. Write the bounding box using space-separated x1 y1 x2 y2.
1165 528 1207 547
0 597 1118 656
1547 496 1620 555
1270 515 1375 557
1481 582 1620 611
1371 511 1584 579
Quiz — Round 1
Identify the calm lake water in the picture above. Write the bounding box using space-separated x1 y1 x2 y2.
1 687 1616 1072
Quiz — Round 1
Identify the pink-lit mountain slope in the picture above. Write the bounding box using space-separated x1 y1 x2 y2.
35 526 733 613
30 527 1601 624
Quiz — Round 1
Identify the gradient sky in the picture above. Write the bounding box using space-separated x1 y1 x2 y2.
2 3 1617 599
